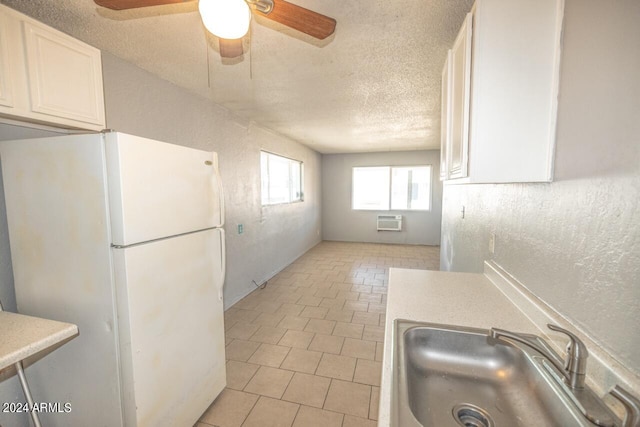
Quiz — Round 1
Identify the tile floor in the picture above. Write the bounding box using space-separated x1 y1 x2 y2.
197 241 440 427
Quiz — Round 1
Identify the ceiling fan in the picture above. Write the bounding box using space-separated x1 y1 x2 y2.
94 0 337 58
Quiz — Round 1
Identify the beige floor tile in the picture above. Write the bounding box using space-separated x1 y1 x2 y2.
358 293 382 303
336 290 360 300
379 313 387 326
225 308 261 324
278 330 314 349
343 301 369 312
249 325 288 344
362 325 385 342
342 415 377 427
277 292 305 304
225 337 259 357
242 396 299 427
324 309 353 323
282 372 331 408
225 335 235 345
234 296 261 310
314 288 339 299
277 315 310 331
304 319 336 334
299 306 329 319
375 342 384 362
199 388 258 427
370 386 380 420
222 242 440 425
247 343 290 367
341 338 376 360
345 277 365 285
351 311 380 326
319 298 346 310
276 303 305 316
331 283 353 292
280 348 323 374
295 287 317 296
226 322 260 340
370 286 388 295
297 295 323 306
308 334 344 354
353 359 382 386
244 366 294 399
333 322 364 339
316 353 357 381
292 405 344 427
255 300 283 314
253 312 286 328
226 360 259 390
323 379 371 418
352 285 373 293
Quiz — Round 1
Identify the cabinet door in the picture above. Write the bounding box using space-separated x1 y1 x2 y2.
0 9 14 108
440 50 452 180
22 20 105 126
448 12 472 179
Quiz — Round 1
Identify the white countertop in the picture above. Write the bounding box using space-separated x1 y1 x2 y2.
0 311 78 371
378 268 542 426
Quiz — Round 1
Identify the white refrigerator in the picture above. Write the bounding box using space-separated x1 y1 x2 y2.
0 132 227 427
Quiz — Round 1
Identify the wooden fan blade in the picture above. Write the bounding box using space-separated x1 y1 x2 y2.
219 39 244 58
94 0 191 11
255 0 336 40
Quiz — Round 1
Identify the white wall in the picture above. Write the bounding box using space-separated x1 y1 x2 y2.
441 0 640 375
100 53 322 307
322 151 442 245
0 53 321 426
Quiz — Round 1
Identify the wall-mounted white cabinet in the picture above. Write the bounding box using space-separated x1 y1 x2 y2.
440 0 564 183
439 51 451 180
0 5 105 131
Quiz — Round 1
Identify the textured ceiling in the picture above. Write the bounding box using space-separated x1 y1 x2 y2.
2 0 473 153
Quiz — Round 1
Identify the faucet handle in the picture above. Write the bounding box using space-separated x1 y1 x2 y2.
547 324 588 387
610 385 640 427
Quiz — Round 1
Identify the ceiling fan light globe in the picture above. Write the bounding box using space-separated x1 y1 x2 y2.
199 0 251 39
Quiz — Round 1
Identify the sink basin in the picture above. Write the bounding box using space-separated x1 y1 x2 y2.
393 320 594 427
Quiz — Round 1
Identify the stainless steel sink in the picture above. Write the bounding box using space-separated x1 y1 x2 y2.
393 320 596 427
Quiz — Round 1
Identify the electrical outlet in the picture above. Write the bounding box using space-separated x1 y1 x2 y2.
237 224 244 234
489 233 495 254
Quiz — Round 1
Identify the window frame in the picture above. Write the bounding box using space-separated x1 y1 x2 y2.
351 165 432 212
260 150 304 206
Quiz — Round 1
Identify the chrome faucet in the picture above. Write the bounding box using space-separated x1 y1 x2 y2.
490 323 587 389
490 324 618 427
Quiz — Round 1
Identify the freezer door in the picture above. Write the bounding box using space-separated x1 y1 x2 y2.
105 132 223 246
112 228 226 427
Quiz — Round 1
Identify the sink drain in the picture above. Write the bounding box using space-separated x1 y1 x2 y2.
452 404 495 427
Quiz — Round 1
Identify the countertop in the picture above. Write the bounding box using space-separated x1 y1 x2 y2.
378 268 542 426
0 311 78 371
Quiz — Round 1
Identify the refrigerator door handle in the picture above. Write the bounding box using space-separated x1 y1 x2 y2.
218 227 226 301
213 153 225 228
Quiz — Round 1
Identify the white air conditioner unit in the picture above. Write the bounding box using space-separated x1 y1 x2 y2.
377 215 402 231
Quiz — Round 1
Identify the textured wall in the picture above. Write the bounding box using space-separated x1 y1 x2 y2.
322 150 442 245
100 53 322 308
441 0 640 374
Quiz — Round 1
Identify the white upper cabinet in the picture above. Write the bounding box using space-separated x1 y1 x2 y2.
0 10 14 108
448 13 472 180
0 5 105 131
441 0 564 183
440 50 451 181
